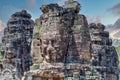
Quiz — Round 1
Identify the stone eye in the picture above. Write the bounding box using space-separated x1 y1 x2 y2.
43 40 48 44
51 40 54 45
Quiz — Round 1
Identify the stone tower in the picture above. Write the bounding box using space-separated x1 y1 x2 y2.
29 0 92 80
1 10 34 79
89 23 119 80
25 0 119 80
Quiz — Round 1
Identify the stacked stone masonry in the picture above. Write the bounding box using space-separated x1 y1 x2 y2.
0 0 119 80
29 0 119 80
0 10 34 80
89 23 119 80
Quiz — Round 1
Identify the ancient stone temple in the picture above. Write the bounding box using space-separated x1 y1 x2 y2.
0 10 34 80
0 0 119 80
89 23 119 80
28 0 119 80
29 0 91 79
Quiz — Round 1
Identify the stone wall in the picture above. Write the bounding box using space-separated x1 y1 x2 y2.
89 23 119 80
0 0 119 80
29 0 119 80
0 10 34 80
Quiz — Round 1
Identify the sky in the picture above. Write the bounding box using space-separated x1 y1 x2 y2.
0 0 120 37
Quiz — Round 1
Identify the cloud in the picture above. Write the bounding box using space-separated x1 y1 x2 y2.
0 20 5 32
108 2 120 16
106 18 120 39
25 0 37 9
106 18 120 30
86 15 104 24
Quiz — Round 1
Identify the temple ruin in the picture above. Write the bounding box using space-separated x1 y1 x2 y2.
0 0 119 80
28 0 119 80
0 10 34 80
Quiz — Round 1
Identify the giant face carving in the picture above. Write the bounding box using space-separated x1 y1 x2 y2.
4 43 17 64
40 31 68 63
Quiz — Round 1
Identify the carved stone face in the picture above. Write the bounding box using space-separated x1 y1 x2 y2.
5 43 16 60
40 31 67 63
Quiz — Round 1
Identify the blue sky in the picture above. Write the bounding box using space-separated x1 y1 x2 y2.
0 0 120 26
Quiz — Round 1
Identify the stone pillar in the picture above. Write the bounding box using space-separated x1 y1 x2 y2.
1 10 34 79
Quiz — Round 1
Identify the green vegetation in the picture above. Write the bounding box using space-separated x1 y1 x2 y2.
34 18 41 31
115 45 120 68
0 53 2 61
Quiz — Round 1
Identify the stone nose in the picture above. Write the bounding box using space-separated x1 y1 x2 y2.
46 41 55 51
7 50 12 53
47 45 54 51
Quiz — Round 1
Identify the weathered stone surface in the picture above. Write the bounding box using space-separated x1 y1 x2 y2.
0 0 119 80
89 23 119 80
63 0 81 13
28 0 119 80
29 0 91 80
0 10 34 79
